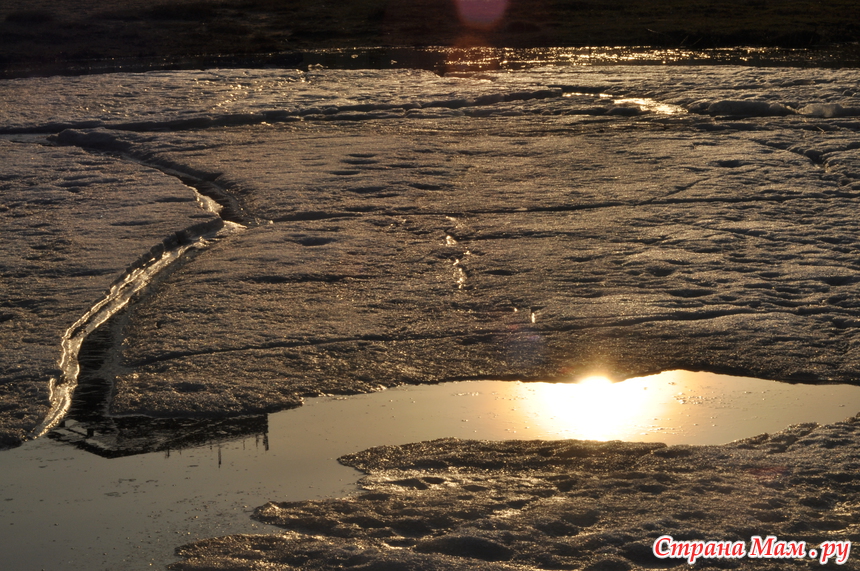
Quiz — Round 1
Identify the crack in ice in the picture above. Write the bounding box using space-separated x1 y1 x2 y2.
21 139 248 440
29 224 226 439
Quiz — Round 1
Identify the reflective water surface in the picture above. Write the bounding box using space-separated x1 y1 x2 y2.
7 45 860 79
490 371 860 444
2 371 860 570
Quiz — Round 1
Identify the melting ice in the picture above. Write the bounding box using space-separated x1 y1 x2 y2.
3 55 860 570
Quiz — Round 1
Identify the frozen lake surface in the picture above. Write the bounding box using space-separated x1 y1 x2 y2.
3 54 860 569
3 62 860 443
4 370 860 570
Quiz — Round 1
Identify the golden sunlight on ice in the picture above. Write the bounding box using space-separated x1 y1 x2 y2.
612 97 686 115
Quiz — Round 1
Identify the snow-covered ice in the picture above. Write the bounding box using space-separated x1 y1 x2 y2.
2 60 860 569
6 65 856 423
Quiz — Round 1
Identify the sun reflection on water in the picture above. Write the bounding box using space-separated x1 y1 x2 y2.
527 374 668 441
478 370 860 445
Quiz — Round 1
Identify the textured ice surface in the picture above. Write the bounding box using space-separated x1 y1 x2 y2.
3 62 860 569
2 66 860 133
0 140 220 446
3 64 860 436
99 85 860 417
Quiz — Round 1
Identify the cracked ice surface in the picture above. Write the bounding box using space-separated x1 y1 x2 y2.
5 62 860 570
3 64 860 434
0 140 220 447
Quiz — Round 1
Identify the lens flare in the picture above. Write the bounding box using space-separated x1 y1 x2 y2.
455 0 509 29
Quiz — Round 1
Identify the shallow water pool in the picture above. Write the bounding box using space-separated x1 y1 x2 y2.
2 370 860 570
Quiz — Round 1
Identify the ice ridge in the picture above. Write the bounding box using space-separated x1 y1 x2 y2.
29 221 223 439
23 130 261 439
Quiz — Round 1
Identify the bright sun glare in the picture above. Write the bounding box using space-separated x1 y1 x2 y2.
576 374 614 392
529 374 660 441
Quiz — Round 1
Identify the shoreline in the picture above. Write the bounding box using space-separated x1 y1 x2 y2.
3 0 860 78
4 44 860 80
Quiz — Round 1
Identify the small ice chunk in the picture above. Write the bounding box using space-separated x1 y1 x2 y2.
799 103 844 118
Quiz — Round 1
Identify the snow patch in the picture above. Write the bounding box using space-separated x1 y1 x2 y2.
799 103 860 118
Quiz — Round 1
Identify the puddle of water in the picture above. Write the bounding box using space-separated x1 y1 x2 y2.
487 371 860 444
2 370 860 570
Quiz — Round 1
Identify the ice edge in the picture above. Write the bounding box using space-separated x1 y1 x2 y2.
21 129 259 440
27 220 233 440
